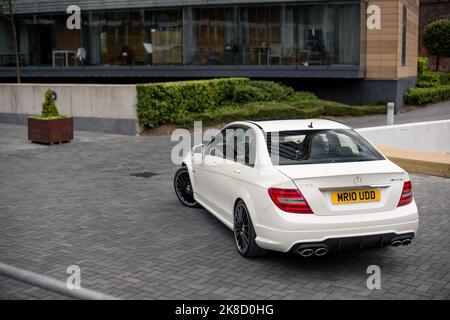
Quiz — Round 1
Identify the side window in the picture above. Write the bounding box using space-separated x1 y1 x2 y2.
223 126 256 167
205 131 225 158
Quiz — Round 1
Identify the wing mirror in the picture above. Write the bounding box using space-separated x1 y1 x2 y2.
192 144 205 155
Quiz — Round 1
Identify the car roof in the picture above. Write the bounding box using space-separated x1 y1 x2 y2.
247 119 350 132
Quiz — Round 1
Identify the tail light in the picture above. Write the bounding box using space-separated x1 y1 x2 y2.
268 188 313 214
398 181 413 207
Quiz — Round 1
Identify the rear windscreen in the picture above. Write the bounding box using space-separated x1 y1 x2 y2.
266 129 385 165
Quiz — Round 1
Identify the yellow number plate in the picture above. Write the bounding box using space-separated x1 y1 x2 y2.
332 189 380 204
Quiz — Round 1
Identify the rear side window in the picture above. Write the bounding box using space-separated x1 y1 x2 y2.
228 127 256 167
205 126 256 167
266 129 384 165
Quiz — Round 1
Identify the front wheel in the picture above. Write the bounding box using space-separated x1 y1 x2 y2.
174 167 201 208
234 200 266 258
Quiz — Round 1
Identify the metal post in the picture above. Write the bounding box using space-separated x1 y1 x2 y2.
387 102 395 126
0 262 120 300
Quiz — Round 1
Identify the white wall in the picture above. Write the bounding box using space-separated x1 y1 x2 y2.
0 83 138 134
0 83 137 120
357 120 450 153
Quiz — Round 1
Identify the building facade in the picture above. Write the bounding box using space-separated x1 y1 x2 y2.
0 0 419 109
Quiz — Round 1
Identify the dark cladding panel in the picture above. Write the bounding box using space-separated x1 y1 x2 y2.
13 0 331 14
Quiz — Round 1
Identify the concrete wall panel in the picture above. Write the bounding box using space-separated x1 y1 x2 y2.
0 84 137 135
357 120 450 153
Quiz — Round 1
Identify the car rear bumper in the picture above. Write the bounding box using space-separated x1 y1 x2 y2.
290 232 415 254
254 202 419 252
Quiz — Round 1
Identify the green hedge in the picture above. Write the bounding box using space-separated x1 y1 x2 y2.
406 68 450 105
137 78 301 128
138 77 388 129
232 84 267 104
175 102 325 128
232 80 299 104
250 80 296 101
288 91 319 104
324 102 387 116
294 100 386 117
404 85 450 105
137 78 250 128
417 71 450 88
175 100 386 128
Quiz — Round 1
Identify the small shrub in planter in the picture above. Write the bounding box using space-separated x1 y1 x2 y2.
28 89 73 144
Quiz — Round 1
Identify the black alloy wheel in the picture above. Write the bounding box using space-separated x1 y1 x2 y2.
174 167 200 208
234 200 266 258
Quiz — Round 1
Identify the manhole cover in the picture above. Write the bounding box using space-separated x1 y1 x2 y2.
130 171 160 178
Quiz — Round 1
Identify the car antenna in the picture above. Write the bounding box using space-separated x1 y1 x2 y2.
308 122 313 128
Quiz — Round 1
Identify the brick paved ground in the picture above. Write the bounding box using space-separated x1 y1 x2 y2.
0 123 449 300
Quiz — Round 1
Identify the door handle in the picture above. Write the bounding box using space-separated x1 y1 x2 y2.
233 169 241 174
210 161 217 167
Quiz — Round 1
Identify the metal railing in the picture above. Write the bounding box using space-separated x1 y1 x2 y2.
0 262 120 300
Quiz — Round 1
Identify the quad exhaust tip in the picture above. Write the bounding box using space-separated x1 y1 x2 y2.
297 236 412 256
298 248 314 257
315 247 328 256
390 238 412 247
401 238 412 246
390 240 402 247
297 246 328 257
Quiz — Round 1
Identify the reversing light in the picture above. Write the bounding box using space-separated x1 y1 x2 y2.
268 188 313 214
397 181 413 207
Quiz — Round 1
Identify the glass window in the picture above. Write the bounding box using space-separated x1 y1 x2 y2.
13 2 361 68
205 127 256 166
223 126 256 166
81 11 106 66
280 5 297 65
195 7 225 65
329 3 360 65
266 129 384 165
17 14 83 66
402 3 407 66
240 6 281 65
224 7 239 65
79 9 181 66
18 15 45 66
148 9 183 65
233 128 256 167
296 3 360 66
205 131 225 158
52 15 83 67
185 7 235 65
98 10 147 66
0 21 16 66
297 5 329 66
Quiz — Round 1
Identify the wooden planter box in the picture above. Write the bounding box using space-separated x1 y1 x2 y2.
28 117 73 144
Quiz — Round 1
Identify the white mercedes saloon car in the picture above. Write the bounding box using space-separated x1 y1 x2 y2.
174 120 419 258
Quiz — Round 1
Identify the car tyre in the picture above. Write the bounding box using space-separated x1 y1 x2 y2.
234 200 266 258
174 167 201 208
